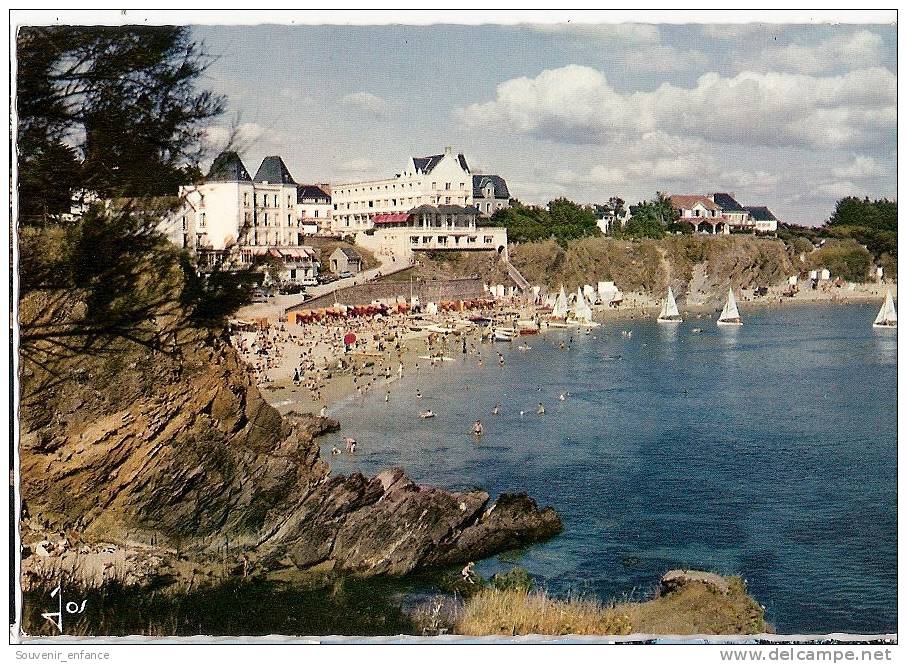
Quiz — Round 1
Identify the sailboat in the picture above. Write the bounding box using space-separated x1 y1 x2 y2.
548 285 570 328
716 287 743 327
571 288 600 328
657 286 683 324
873 289 897 328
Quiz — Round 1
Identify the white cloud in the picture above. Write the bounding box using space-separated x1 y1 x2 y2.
341 91 390 118
742 30 886 75
457 64 896 151
832 155 886 179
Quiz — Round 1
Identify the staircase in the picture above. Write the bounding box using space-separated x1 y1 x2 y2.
500 256 531 292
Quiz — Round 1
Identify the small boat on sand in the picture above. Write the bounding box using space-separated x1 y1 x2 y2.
493 328 517 342
873 290 897 329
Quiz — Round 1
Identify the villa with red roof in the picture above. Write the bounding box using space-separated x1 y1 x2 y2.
670 193 779 234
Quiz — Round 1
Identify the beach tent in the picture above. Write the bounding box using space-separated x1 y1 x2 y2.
597 281 623 306
583 284 598 305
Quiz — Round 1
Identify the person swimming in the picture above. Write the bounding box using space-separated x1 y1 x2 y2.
492 403 500 415
537 403 546 415
420 410 435 419
473 419 483 435
559 392 566 401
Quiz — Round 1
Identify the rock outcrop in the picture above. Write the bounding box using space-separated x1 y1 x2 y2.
18 291 561 582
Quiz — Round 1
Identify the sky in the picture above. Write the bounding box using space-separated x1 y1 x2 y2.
192 21 896 226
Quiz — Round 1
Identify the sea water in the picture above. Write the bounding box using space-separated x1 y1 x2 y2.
324 303 897 635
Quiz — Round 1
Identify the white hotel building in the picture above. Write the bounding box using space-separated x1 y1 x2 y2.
330 147 510 232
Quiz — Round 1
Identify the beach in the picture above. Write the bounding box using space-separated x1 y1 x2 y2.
234 280 897 418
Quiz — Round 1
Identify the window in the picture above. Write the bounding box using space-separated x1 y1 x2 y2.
445 182 451 190
484 236 493 244
369 201 374 208
254 193 258 206
181 216 187 231
244 192 250 207
288 195 292 206
199 213 206 228
432 182 437 189
314 210 319 218
460 182 465 189
445 197 451 204
288 214 292 225
410 236 419 244
264 213 269 226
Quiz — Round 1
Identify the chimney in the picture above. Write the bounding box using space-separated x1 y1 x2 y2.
444 146 452 155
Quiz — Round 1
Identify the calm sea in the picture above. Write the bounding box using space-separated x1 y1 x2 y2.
324 303 897 635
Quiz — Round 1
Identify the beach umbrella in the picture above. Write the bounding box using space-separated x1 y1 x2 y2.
344 332 357 346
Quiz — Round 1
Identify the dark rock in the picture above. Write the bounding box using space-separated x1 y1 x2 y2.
19 296 562 581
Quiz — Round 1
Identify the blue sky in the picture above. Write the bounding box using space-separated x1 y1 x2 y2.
193 22 896 226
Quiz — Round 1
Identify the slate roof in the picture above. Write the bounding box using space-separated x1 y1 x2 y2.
744 206 779 222
254 156 297 185
207 151 252 182
472 174 510 200
412 152 470 174
297 184 331 203
712 192 746 212
334 247 362 260
408 204 478 215
670 194 721 211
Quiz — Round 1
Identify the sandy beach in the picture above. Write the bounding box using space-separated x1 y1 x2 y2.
232 280 897 417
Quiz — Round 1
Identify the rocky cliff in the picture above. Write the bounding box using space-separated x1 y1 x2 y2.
414 235 796 302
18 288 561 584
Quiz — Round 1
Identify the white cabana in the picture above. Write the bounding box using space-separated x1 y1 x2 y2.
597 280 623 305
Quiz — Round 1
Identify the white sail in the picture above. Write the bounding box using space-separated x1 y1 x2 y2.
552 286 569 318
574 288 593 323
874 290 897 326
718 287 741 322
659 287 681 320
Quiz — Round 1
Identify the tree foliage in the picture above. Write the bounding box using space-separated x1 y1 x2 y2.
480 198 600 245
808 239 873 282
16 26 245 392
621 192 680 239
17 25 225 224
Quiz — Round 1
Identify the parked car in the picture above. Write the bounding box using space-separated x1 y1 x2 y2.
318 274 340 285
338 271 352 279
278 283 306 295
250 288 270 303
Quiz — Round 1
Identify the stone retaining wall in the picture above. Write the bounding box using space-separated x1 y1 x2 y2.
290 277 486 311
